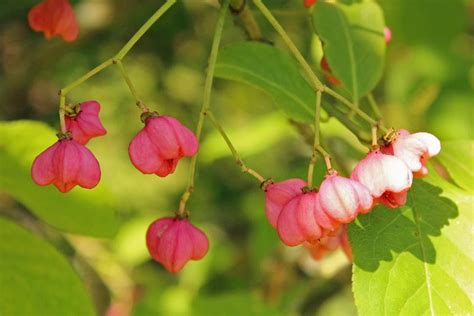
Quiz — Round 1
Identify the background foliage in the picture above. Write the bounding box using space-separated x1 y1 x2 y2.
0 0 472 315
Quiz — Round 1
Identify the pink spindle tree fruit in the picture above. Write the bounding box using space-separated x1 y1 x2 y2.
264 178 306 228
382 129 441 178
129 114 198 177
28 0 79 42
146 217 209 273
318 173 373 223
351 150 413 208
31 135 101 192
65 101 107 145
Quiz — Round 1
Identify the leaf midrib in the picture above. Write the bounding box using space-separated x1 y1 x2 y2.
334 6 358 101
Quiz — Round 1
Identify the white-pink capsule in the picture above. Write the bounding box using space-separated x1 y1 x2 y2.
382 129 441 178
319 173 373 223
351 150 413 208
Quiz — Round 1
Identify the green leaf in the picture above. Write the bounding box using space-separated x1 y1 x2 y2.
214 42 372 143
215 42 315 123
0 120 120 237
0 217 95 316
349 172 473 315
437 140 474 192
313 1 386 100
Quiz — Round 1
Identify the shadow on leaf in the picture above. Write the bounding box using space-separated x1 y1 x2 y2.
348 179 458 271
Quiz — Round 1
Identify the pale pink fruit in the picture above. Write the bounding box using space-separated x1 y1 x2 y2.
31 137 101 192
264 178 306 228
382 129 441 178
351 150 413 208
28 0 79 42
65 101 107 145
129 115 198 177
277 192 324 246
146 217 209 273
319 173 373 223
384 26 392 44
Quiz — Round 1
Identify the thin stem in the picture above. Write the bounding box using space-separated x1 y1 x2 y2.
207 111 265 182
307 90 322 187
114 0 176 60
57 0 176 131
60 59 113 95
252 0 324 92
59 95 66 134
252 0 386 134
324 87 388 133
315 145 333 172
371 124 379 149
178 0 230 216
367 93 382 120
229 0 262 41
114 60 148 112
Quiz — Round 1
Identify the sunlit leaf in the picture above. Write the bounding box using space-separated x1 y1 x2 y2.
0 218 95 316
437 140 474 192
0 120 120 237
349 169 473 315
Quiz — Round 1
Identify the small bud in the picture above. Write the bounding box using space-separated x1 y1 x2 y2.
384 26 392 44
31 138 101 192
304 0 317 8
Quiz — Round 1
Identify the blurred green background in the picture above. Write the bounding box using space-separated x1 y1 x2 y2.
0 0 472 315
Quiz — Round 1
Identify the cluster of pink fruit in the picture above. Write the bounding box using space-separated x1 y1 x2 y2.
30 99 440 272
31 102 207 272
264 130 440 260
27 0 440 274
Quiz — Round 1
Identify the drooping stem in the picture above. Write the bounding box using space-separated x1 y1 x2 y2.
367 93 382 120
178 0 230 216
206 111 265 182
252 0 324 92
57 0 176 130
324 87 388 133
252 0 387 132
60 59 114 96
371 124 379 149
307 90 322 187
114 60 148 112
58 94 67 134
229 0 262 41
114 0 176 60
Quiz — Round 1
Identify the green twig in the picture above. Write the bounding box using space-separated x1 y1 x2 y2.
206 111 265 182
178 0 230 216
57 0 176 131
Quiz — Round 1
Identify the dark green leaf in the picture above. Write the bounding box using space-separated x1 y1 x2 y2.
0 120 120 237
0 217 95 316
215 42 315 123
313 1 386 100
349 170 473 314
